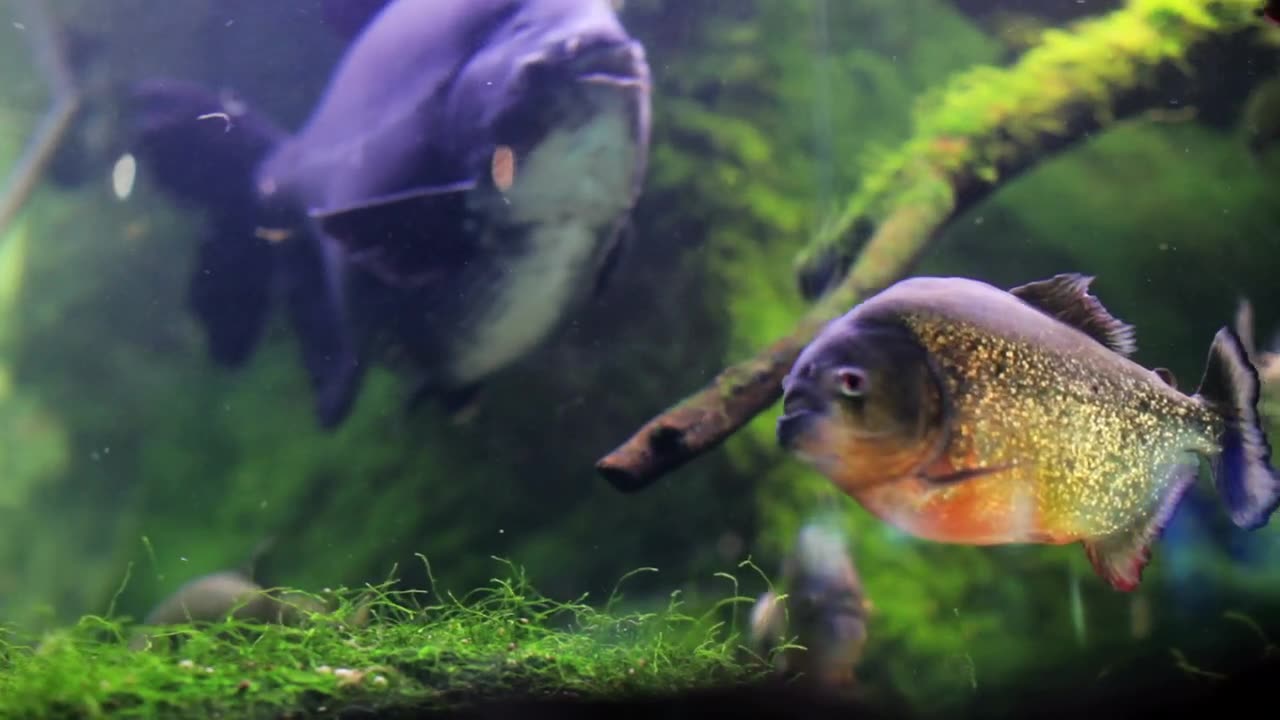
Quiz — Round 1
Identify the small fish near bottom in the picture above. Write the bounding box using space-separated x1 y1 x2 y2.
777 273 1280 591
749 521 872 693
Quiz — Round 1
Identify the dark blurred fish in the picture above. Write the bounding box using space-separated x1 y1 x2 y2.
777 273 1280 591
126 570 325 650
748 521 871 690
126 0 651 427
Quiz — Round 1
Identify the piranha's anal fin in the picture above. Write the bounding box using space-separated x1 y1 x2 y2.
1082 463 1199 591
1008 273 1138 356
1194 326 1280 529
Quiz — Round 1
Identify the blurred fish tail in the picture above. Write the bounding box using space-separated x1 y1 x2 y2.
127 78 286 367
1194 326 1280 530
127 79 365 428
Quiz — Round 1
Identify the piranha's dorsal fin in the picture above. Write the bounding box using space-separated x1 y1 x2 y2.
1008 273 1138 356
1154 368 1177 389
1082 462 1199 591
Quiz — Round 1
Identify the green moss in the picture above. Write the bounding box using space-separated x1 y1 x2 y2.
0 561 770 719
796 0 1274 281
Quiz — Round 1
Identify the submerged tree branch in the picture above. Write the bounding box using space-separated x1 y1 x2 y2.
596 0 1273 492
0 0 81 238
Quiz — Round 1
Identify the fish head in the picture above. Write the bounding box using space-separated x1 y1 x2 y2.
444 0 650 183
778 316 947 494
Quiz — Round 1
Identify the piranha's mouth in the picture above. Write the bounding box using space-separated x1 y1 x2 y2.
778 383 830 453
777 409 821 452
566 38 649 89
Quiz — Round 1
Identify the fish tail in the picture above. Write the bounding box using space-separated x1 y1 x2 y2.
1194 325 1280 530
127 78 286 368
127 78 365 428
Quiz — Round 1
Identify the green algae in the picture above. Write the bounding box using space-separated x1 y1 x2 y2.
795 0 1276 285
0 560 772 719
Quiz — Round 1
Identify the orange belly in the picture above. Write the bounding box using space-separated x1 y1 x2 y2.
848 455 1075 546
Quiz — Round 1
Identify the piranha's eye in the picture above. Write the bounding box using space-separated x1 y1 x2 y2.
835 367 868 398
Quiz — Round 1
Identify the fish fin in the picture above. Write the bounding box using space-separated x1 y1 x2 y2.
127 78 287 368
279 238 367 429
592 220 632 299
1154 367 1178 389
1082 462 1199 591
1008 273 1137 356
1193 326 1280 529
920 465 1009 486
748 591 785 655
310 182 478 287
1235 297 1258 361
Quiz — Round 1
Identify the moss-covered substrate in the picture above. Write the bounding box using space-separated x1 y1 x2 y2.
0 562 782 719
6 564 1280 720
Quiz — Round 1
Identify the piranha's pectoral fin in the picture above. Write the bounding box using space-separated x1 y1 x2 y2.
1008 273 1137 356
920 464 1009 486
1083 463 1199 591
310 181 479 286
1194 326 1280 529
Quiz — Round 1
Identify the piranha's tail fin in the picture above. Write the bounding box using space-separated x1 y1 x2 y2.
126 79 366 428
127 78 285 368
1194 325 1280 530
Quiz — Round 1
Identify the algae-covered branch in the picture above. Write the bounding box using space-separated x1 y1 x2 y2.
595 0 1276 492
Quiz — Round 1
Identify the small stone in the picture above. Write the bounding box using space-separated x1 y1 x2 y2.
177 659 195 670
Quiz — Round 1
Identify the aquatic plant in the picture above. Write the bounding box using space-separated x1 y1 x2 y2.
0 560 771 719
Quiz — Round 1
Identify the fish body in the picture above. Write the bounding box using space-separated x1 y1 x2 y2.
127 0 651 427
128 571 286 650
777 274 1280 591
749 521 870 690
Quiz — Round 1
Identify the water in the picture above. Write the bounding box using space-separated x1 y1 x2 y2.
0 1 1279 718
